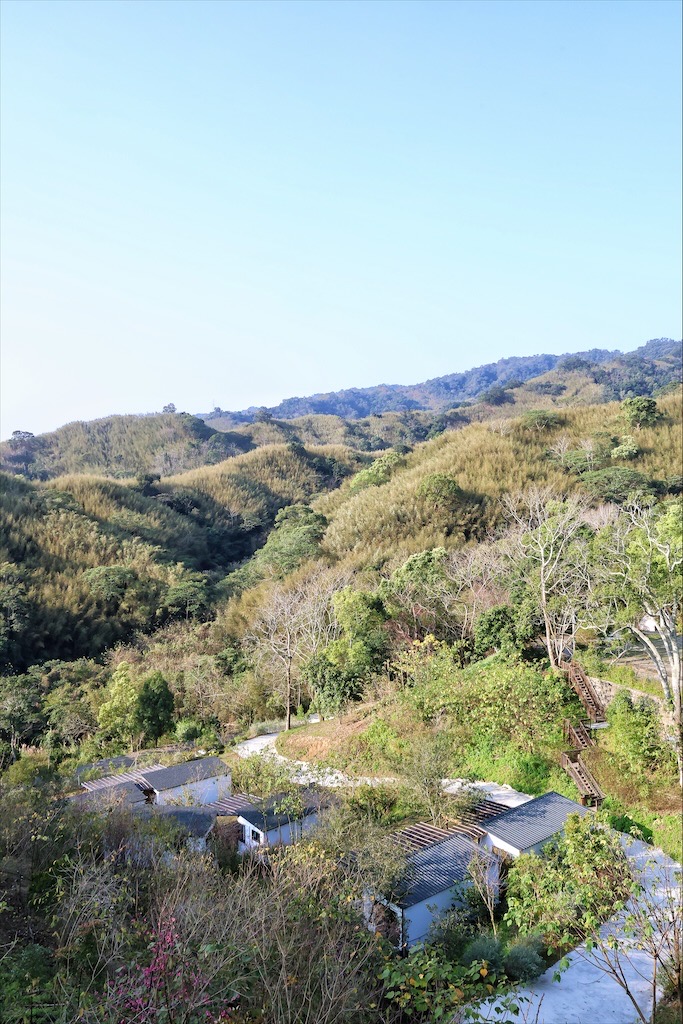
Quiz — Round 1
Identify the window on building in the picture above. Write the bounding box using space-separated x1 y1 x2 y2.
238 823 245 843
251 829 261 844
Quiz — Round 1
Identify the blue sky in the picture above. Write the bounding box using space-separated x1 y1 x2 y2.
1 0 680 437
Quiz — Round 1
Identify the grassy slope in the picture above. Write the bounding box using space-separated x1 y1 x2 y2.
312 390 682 568
0 443 361 668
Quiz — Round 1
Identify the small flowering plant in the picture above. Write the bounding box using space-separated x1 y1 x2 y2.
104 917 240 1024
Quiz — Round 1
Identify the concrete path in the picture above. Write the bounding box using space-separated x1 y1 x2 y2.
478 839 680 1024
233 731 395 788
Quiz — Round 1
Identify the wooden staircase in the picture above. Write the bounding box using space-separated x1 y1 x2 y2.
562 661 606 723
563 718 594 751
561 749 604 807
560 662 607 807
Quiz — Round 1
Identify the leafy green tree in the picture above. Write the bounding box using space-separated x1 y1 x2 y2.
0 564 29 666
586 499 682 782
82 566 135 605
332 588 388 675
0 674 44 762
97 662 141 750
605 691 673 775
520 410 562 433
136 672 175 745
165 573 211 621
611 435 639 461
581 467 654 504
302 649 362 718
480 385 513 406
473 604 520 658
622 396 660 430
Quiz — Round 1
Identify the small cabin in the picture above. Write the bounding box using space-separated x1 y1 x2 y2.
480 791 591 859
236 789 321 854
137 757 232 807
371 828 499 949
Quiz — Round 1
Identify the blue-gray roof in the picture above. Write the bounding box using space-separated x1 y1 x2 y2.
70 779 147 807
75 755 135 779
398 833 485 909
140 756 229 792
238 789 320 833
484 791 589 851
136 806 217 839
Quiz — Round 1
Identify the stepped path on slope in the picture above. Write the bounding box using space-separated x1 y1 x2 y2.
559 662 606 807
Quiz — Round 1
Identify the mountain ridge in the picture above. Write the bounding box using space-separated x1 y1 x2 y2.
202 338 680 423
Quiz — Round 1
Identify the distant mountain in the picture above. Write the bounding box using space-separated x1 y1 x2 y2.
3 339 679 481
202 339 681 423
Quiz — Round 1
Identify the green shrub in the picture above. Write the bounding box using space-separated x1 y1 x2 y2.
460 934 504 973
504 935 546 981
175 717 203 742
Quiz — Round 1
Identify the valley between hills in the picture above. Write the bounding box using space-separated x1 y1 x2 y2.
1 339 681 1024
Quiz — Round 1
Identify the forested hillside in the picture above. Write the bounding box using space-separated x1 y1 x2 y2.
3 339 680 481
0 443 360 669
204 337 681 423
0 411 254 480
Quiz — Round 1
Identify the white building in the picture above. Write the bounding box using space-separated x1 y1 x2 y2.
235 790 321 855
371 826 499 950
138 756 232 806
480 791 591 859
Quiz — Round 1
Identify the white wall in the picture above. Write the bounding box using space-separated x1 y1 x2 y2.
236 812 319 854
155 774 231 807
481 831 523 859
398 888 457 947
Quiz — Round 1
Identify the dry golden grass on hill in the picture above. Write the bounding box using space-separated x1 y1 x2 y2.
314 390 682 568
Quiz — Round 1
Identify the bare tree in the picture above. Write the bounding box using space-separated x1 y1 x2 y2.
585 499 682 783
467 847 500 936
243 566 348 729
502 487 590 668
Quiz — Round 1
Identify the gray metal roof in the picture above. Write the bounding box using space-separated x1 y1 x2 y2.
82 764 165 792
136 806 217 839
76 755 135 779
397 833 485 909
206 795 256 816
238 789 321 833
484 791 590 851
139 757 229 792
70 779 148 807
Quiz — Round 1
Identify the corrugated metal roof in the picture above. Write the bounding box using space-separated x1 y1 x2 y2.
398 833 486 909
82 765 165 791
206 795 256 816
76 755 135 779
70 779 148 807
136 806 217 838
391 822 456 852
484 791 590 851
140 757 230 792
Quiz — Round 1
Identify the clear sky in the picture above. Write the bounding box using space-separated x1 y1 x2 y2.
1 0 681 438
